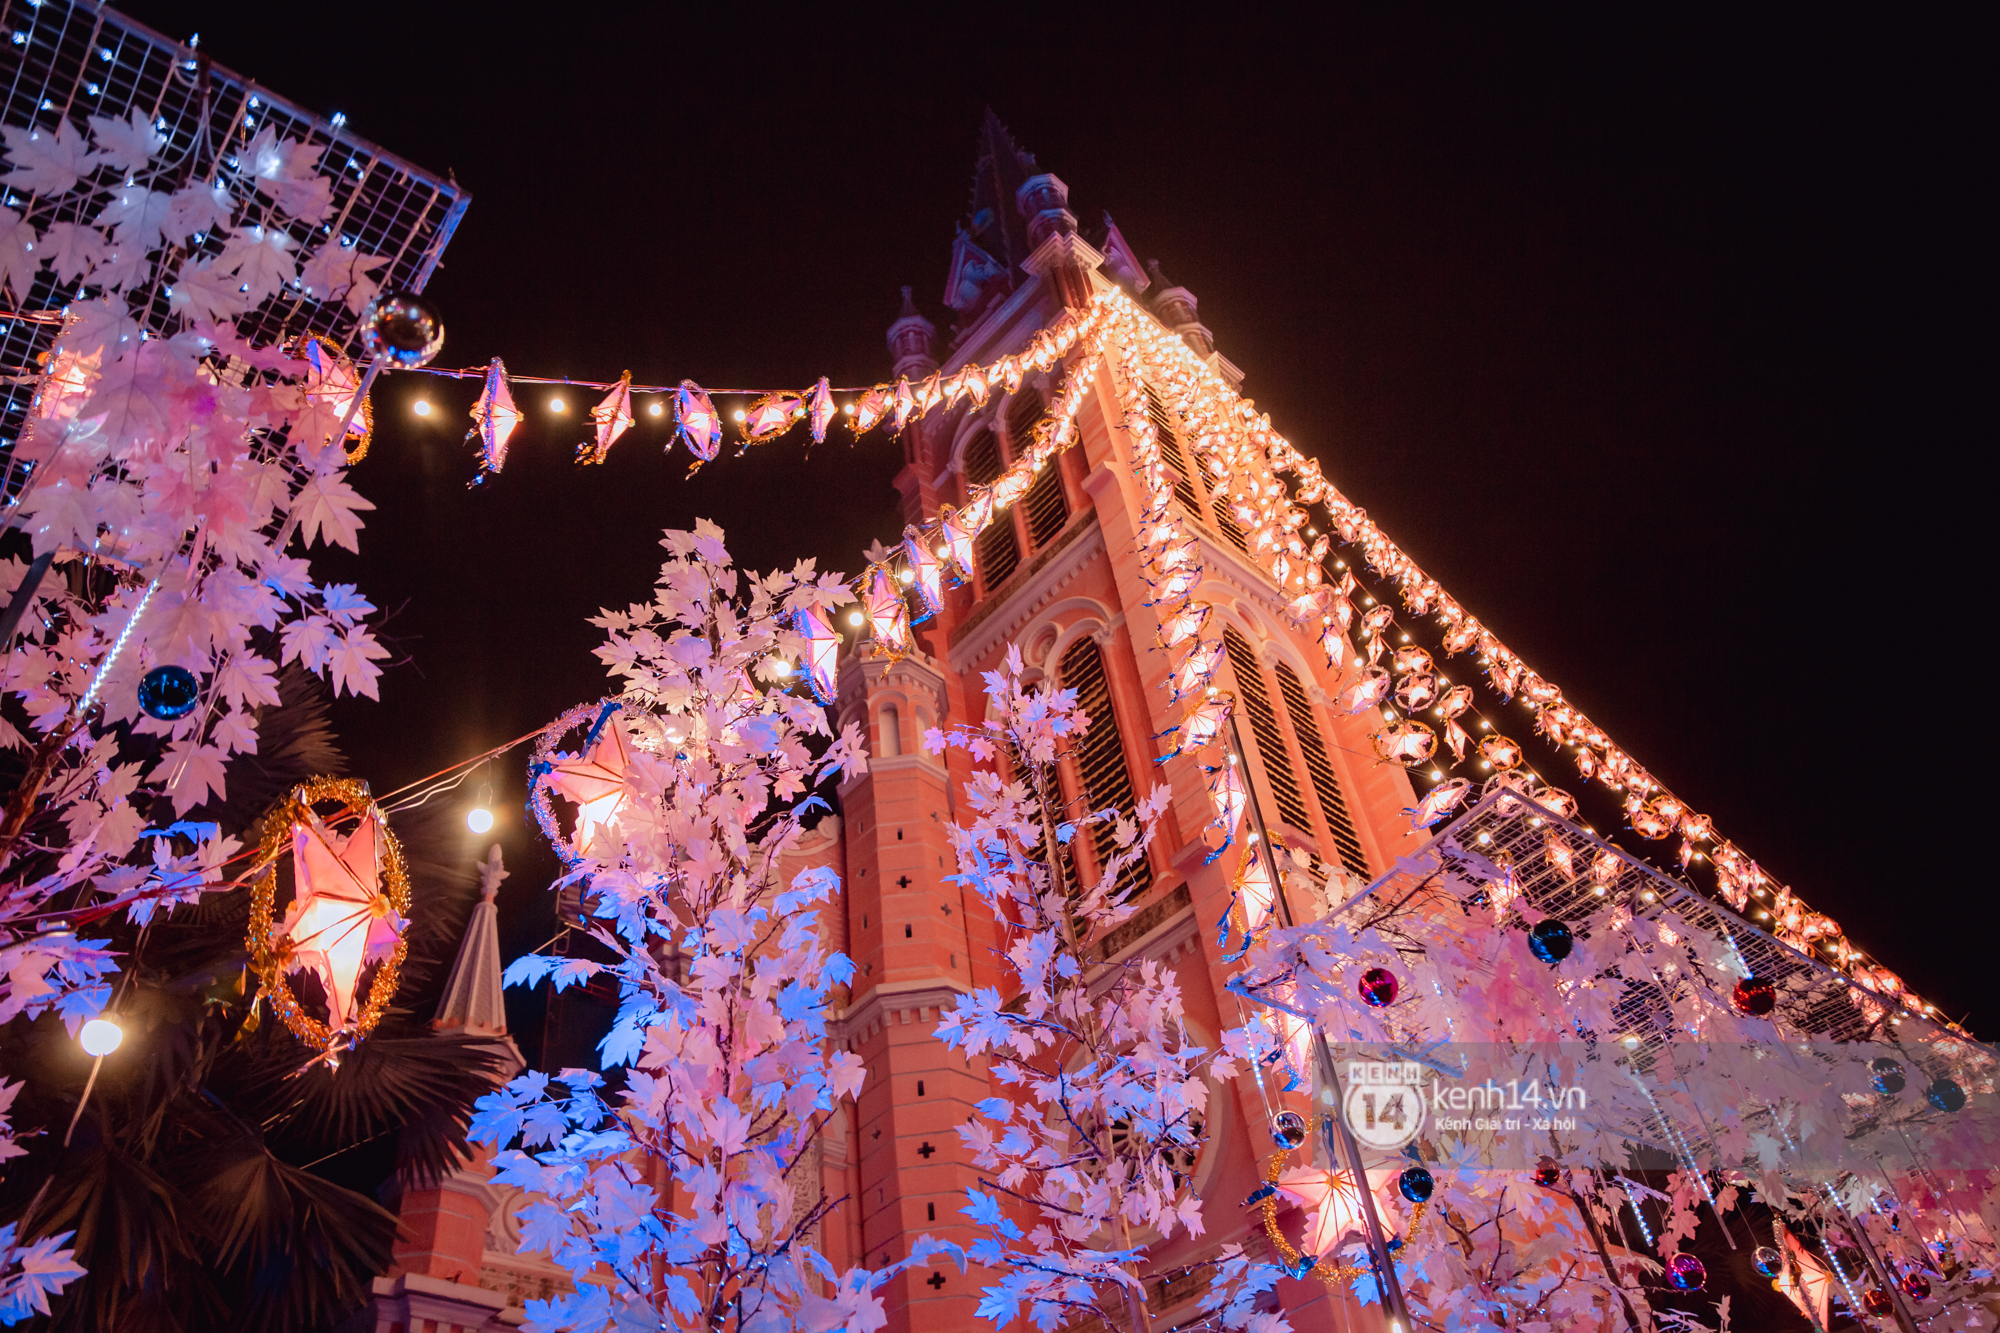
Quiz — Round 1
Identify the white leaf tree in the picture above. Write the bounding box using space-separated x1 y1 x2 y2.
925 647 1289 1333
0 107 399 1316
472 523 948 1332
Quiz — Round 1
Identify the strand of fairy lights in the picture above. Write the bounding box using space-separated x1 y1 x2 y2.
1070 287 1938 1025
344 285 1927 1024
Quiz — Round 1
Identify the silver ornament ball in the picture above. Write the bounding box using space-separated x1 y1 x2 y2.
360 291 445 368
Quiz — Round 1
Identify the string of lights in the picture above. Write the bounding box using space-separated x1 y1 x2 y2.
66 285 1924 1025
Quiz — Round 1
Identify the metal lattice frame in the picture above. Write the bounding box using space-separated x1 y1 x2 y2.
0 0 469 499
1350 787 1963 1050
1236 783 1995 1165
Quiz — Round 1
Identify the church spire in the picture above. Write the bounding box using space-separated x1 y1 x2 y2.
967 109 1038 273
436 843 523 1076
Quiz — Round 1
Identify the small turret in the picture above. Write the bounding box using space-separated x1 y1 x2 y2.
887 286 938 384
1145 259 1214 356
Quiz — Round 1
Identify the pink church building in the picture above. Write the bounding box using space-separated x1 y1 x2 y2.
361 116 1424 1333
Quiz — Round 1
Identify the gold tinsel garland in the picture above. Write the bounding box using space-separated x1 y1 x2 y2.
245 777 410 1058
1255 1113 1427 1293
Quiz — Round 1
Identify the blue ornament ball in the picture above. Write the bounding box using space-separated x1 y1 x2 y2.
1398 1166 1435 1203
1871 1057 1907 1095
1528 918 1573 964
1752 1245 1782 1278
137 665 200 720
1926 1078 1966 1113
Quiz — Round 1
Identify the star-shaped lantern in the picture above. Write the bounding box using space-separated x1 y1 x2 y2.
743 390 803 443
577 371 634 465
547 710 634 859
277 806 405 1033
297 335 372 460
863 563 910 660
902 526 946 620
1274 1167 1373 1260
807 377 835 444
1233 847 1276 932
794 603 840 705
676 380 721 462
469 357 523 475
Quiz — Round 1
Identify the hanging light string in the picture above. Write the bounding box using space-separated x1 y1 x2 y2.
445 282 1925 1028
1031 288 1938 1027
32 287 1918 1024
401 363 885 397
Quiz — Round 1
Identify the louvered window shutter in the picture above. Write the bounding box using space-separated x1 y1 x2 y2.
1275 662 1368 874
1059 637 1155 901
1222 629 1314 834
963 429 1020 588
1022 462 1068 548
1145 384 1202 515
1212 492 1250 552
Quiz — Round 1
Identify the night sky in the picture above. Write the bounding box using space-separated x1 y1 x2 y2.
116 6 1988 1031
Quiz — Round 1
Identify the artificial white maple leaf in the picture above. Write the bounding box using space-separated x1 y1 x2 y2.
92 186 175 251
168 257 252 323
288 471 375 551
88 244 152 293
0 1226 85 1319
156 739 229 816
163 181 236 240
279 614 339 672
328 627 389 699
0 208 37 302
77 353 179 456
1 120 93 194
87 107 164 173
298 243 388 311
216 226 296 303
215 652 282 710
37 221 106 284
241 127 332 223
211 705 258 756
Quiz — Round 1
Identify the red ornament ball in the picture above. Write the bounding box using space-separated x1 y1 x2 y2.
1899 1270 1932 1301
1665 1253 1707 1292
1862 1288 1894 1317
1532 1158 1560 1189
1358 966 1399 1008
1732 975 1777 1016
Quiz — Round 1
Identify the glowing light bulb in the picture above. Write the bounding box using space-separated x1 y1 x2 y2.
648 401 663 416
467 807 494 834
732 409 747 422
412 399 431 417
771 659 794 677
550 397 566 413
846 610 863 627
843 402 855 415
80 1017 123 1057
897 567 914 584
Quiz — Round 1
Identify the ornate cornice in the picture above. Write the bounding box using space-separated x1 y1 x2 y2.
832 979 972 1046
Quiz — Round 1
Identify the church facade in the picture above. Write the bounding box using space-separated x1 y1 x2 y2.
787 116 1426 1332
361 117 1422 1333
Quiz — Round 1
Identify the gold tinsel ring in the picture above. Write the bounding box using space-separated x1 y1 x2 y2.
289 334 375 464
246 777 411 1057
